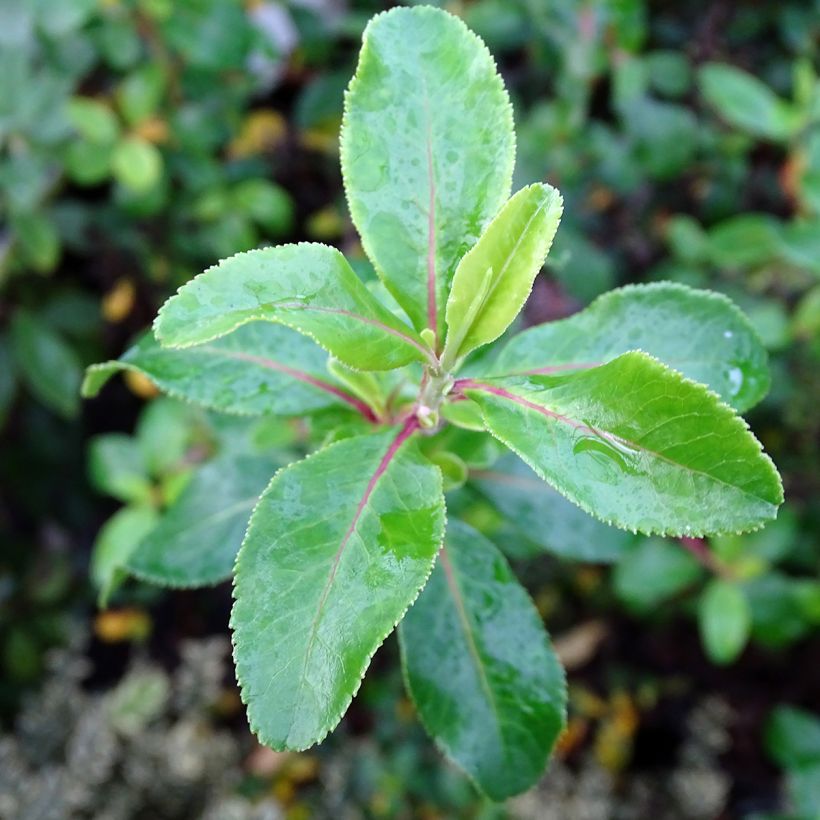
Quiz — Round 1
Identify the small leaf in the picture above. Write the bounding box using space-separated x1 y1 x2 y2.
154 244 434 372
765 705 820 769
399 519 566 800
232 424 445 750
341 6 514 339
699 62 799 141
698 579 751 665
491 283 770 412
443 183 563 366
88 434 152 504
460 351 783 536
91 505 159 607
66 96 120 144
11 310 81 418
111 136 163 193
135 397 193 476
472 454 633 562
127 454 278 587
83 325 377 420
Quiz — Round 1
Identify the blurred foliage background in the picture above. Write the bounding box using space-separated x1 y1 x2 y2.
1 0 819 817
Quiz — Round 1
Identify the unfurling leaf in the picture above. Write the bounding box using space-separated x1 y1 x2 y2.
400 519 566 800
154 243 434 372
460 351 782 536
342 6 514 340
232 425 445 750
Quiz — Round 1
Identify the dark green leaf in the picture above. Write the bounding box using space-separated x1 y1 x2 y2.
765 706 820 769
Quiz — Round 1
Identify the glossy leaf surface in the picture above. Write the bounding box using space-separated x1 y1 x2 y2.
399 519 566 800
127 454 279 587
341 6 514 339
492 283 769 412
83 325 375 419
443 183 562 364
232 426 445 750
461 351 783 536
471 454 633 562
154 244 432 371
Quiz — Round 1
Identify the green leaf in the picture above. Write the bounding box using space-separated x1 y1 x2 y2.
11 310 81 418
341 6 515 340
232 425 445 750
699 62 800 141
698 579 751 665
399 519 566 801
472 454 633 562
117 64 166 127
111 136 163 193
0 334 16 429
788 762 820 818
83 325 375 419
88 433 152 504
707 214 782 269
765 706 820 769
442 183 563 366
127 454 278 587
614 538 703 613
459 351 783 536
66 96 120 144
91 505 159 607
154 244 434 372
491 283 770 412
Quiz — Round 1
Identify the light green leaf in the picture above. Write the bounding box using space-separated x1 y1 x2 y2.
232 425 445 750
83 324 374 419
11 311 81 419
91 505 159 607
88 433 152 504
127 454 278 587
66 96 120 144
459 351 783 536
698 579 751 665
341 6 514 340
471 454 634 562
135 398 194 477
153 244 433 372
399 519 566 801
442 183 563 366
111 136 163 193
491 283 769 412
699 62 800 141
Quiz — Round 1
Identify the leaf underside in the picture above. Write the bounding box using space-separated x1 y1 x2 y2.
231 427 445 751
341 6 515 339
463 351 783 536
492 282 770 412
400 519 566 801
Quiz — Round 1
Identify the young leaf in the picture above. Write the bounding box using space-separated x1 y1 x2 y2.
698 579 751 665
341 6 514 340
88 434 152 504
127 454 279 587
471 454 634 562
491 283 769 412
399 519 566 801
442 184 562 366
153 244 434 372
83 325 377 420
232 424 445 750
459 351 783 536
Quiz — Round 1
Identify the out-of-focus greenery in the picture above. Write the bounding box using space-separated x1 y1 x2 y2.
1 0 819 816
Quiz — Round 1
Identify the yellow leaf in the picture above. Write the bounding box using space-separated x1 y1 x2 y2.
125 370 159 399
94 608 151 643
228 110 286 159
102 277 136 323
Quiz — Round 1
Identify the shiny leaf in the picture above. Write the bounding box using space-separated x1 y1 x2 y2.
471 454 633 562
341 6 514 339
460 351 783 536
127 454 279 587
492 283 769 412
399 519 566 800
154 243 433 371
232 425 445 750
83 324 376 420
443 183 562 366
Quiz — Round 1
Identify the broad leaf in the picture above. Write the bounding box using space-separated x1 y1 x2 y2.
459 351 783 536
153 244 433 371
471 454 633 562
341 6 514 340
443 183 562 366
83 325 377 420
491 283 769 412
232 425 445 750
127 454 280 587
399 519 566 801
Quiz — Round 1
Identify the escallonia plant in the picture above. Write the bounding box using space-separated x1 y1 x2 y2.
83 6 783 801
